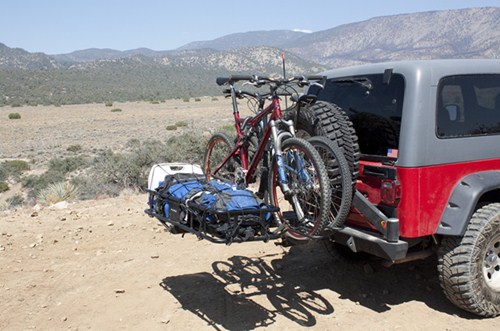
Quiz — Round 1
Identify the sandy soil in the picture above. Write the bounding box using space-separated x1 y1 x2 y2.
1 101 499 330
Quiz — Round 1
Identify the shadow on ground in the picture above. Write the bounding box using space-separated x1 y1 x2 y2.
160 240 478 330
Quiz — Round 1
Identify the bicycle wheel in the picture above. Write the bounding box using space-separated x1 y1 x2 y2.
203 132 238 183
308 136 352 228
268 137 331 240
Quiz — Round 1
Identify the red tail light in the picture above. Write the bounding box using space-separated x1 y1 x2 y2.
381 179 401 206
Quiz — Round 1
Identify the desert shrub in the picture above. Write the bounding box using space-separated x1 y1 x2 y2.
183 97 190 102
110 108 122 112
22 172 66 198
67 144 83 153
84 135 203 194
90 150 143 190
5 194 24 209
165 132 205 164
105 102 113 107
71 176 121 200
175 121 188 127
0 160 30 180
194 98 201 102
22 156 87 198
37 182 79 205
8 112 21 119
90 139 171 190
150 100 160 104
0 181 9 193
211 97 218 101
48 156 88 174
10 103 22 108
166 125 177 131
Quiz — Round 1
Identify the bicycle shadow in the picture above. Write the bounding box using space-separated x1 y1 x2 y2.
160 240 478 330
160 251 334 330
160 271 276 330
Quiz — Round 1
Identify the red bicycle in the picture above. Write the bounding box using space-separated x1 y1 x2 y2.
203 75 336 239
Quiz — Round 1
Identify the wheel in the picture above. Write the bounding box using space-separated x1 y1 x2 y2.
203 132 238 183
307 136 353 228
268 137 331 240
437 202 500 317
295 101 360 184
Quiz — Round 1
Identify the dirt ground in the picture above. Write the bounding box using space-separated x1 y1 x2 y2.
1 101 499 330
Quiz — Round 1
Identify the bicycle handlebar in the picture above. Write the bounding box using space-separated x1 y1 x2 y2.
216 75 325 87
216 75 254 86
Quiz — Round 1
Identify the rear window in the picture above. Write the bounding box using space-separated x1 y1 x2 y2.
437 74 500 138
313 73 405 158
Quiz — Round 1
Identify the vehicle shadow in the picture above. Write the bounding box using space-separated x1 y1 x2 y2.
276 240 479 318
160 240 478 330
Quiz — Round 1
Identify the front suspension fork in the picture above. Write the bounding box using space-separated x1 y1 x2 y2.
270 119 295 194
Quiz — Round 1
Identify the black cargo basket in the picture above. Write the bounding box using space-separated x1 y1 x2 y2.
145 187 282 245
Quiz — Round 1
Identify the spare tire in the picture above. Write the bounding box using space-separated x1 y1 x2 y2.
294 101 360 184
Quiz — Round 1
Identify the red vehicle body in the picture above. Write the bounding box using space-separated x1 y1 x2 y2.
297 59 500 317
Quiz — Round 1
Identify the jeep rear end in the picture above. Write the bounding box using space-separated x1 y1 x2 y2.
311 60 500 259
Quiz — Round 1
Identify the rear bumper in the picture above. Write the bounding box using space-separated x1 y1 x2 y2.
332 226 408 261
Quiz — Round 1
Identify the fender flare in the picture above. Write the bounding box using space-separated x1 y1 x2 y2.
436 171 500 236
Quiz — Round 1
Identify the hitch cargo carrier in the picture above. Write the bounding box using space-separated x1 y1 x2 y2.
145 163 281 244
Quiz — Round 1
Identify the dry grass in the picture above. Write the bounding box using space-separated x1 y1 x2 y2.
0 97 244 162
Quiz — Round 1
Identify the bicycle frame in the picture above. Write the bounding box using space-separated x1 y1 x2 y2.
213 85 293 186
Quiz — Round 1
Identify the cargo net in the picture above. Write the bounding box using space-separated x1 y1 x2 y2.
145 173 282 244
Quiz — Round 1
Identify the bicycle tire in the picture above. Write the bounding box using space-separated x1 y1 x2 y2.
203 132 238 183
308 136 352 228
294 101 360 185
267 137 331 240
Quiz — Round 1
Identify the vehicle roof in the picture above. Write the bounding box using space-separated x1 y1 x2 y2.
321 59 500 79
319 59 500 167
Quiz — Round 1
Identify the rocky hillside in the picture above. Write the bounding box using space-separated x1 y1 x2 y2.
0 47 323 106
0 43 61 70
177 30 307 51
284 7 500 67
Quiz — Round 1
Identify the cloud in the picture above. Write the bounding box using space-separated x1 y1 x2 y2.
292 29 313 33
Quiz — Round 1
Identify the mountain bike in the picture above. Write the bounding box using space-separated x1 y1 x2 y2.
203 75 333 239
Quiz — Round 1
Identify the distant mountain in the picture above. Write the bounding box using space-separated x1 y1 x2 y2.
0 42 61 70
0 46 324 106
177 30 308 51
284 7 500 67
52 48 171 63
1 7 499 106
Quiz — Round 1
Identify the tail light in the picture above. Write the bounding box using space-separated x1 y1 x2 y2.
381 179 401 207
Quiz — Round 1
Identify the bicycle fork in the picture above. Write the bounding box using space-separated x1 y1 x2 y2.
270 119 312 223
270 119 295 195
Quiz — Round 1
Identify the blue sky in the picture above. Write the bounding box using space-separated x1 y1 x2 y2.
1 0 498 54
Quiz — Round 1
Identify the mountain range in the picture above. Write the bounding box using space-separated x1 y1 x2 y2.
1 7 499 106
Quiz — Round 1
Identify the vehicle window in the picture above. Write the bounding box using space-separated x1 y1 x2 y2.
437 74 500 138
314 73 405 157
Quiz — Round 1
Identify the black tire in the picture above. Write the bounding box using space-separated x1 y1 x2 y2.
437 202 500 317
268 137 331 240
307 136 352 228
295 101 360 184
203 132 238 183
